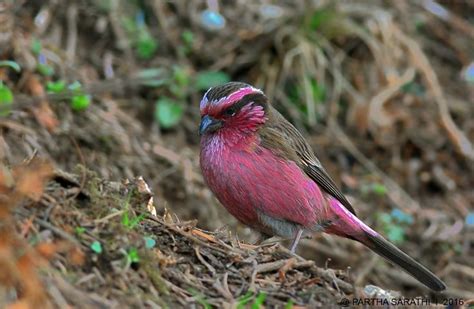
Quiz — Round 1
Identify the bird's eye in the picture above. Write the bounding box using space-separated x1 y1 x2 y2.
223 107 237 117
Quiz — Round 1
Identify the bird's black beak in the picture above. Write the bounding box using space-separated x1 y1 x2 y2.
199 115 223 135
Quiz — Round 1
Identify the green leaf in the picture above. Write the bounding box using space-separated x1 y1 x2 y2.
75 226 86 235
127 248 140 263
122 211 130 227
0 60 21 73
0 83 13 117
379 213 393 225
401 81 425 96
129 213 146 228
155 98 183 129
71 95 91 111
122 17 137 33
252 292 267 309
90 241 102 254
136 31 157 59
144 236 156 249
170 66 190 98
310 79 326 102
386 225 405 244
37 63 55 76
68 81 82 91
236 292 254 309
94 0 113 12
182 30 194 46
47 80 66 93
173 66 189 88
371 183 387 196
31 38 42 55
284 299 294 309
136 68 167 87
309 8 334 31
195 71 230 90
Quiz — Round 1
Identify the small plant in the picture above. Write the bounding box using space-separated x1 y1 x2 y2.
136 31 157 59
284 299 294 309
170 66 190 98
182 30 194 47
31 38 42 55
122 12 158 60
126 247 140 264
401 81 425 96
308 7 335 31
68 81 91 111
0 82 13 117
236 291 267 309
309 78 326 104
121 192 146 230
122 212 146 230
75 226 86 235
37 63 55 77
252 292 267 309
46 80 91 111
179 30 194 56
236 292 253 309
90 240 103 254
36 54 55 76
287 77 326 121
361 182 388 197
378 208 414 244
155 97 183 129
0 60 21 116
0 60 21 73
30 39 55 76
46 80 67 93
141 67 228 129
143 236 156 249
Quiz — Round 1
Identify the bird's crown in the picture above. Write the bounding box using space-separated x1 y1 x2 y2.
204 82 252 102
200 82 267 117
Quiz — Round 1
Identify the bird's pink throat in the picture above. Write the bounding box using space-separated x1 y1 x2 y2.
216 104 266 146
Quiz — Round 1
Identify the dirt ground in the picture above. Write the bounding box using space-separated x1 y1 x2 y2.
0 0 473 308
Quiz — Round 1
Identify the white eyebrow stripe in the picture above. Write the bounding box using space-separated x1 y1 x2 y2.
209 86 263 108
203 87 213 100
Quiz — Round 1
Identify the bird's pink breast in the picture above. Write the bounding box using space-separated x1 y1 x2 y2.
200 134 329 233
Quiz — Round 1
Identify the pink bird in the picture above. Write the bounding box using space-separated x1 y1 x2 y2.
199 82 446 291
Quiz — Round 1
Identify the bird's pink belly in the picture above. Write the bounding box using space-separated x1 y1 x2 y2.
201 146 328 234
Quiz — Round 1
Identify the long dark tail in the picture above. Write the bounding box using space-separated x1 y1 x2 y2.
362 232 446 291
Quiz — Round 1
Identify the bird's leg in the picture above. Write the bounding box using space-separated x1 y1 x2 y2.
289 228 304 253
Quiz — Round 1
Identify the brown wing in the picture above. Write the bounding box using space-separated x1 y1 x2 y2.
259 106 357 216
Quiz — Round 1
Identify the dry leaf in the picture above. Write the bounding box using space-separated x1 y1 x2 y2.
14 159 53 201
24 75 59 131
67 247 85 266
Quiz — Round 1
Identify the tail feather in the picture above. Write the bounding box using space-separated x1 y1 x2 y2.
325 198 446 291
363 232 446 292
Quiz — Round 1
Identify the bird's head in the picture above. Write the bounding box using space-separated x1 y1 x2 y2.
199 82 268 137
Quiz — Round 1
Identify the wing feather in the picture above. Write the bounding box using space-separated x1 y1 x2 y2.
259 107 357 216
